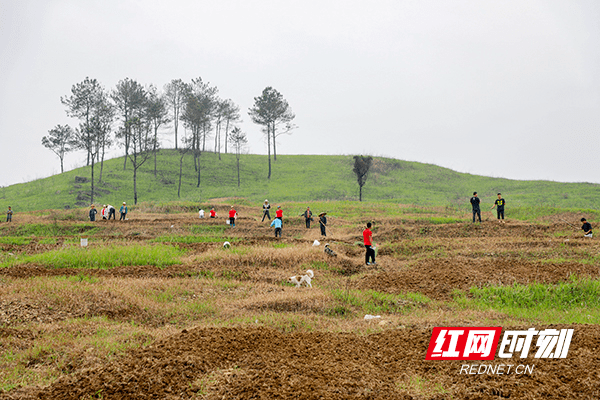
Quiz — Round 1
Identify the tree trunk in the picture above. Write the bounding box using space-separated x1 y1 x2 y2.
224 119 230 154
272 122 277 162
359 185 362 202
178 154 184 198
174 112 178 149
99 142 105 184
153 126 158 177
60 157 64 173
132 149 138 205
267 126 271 179
123 134 129 170
193 127 199 172
217 123 221 161
154 151 157 177
90 157 95 204
196 153 201 188
133 166 138 205
214 122 220 159
237 156 240 187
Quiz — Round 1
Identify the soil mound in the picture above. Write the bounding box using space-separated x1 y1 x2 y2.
358 257 600 300
5 325 598 400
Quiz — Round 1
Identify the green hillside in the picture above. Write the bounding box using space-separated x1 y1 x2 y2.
1 150 599 213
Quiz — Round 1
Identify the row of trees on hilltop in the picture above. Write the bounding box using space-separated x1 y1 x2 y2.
42 77 296 204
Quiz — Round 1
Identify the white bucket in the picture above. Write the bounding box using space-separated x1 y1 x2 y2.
80 238 88 247
226 219 230 225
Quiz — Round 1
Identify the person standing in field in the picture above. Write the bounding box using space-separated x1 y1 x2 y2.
491 193 505 223
270 217 282 237
229 206 237 227
363 222 376 265
301 207 313 228
119 202 127 221
275 205 283 221
581 218 593 238
470 192 481 223
89 204 97 222
107 204 116 220
319 212 327 236
6 206 12 222
101 205 108 220
262 200 271 222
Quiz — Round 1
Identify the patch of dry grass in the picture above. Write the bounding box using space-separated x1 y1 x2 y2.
2 208 598 395
396 375 451 398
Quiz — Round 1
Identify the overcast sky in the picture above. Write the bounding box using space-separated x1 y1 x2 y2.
1 0 599 187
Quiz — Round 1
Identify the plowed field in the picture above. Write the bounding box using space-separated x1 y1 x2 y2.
1 206 599 399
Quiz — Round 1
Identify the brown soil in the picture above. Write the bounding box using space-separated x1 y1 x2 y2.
358 257 600 301
2 325 598 400
1 213 599 399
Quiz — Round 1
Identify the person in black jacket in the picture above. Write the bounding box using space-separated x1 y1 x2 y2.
301 207 313 228
491 193 505 223
319 212 327 236
470 192 481 223
261 200 271 222
581 218 593 238
89 204 97 222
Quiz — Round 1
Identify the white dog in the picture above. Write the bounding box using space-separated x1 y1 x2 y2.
288 269 314 288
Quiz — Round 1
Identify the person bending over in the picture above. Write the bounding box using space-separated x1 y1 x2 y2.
581 218 593 238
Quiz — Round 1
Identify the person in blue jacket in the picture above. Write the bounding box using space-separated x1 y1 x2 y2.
270 217 282 237
119 202 128 221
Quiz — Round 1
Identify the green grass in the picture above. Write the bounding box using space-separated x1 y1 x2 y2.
0 237 31 245
271 242 291 248
0 244 185 269
190 225 231 234
151 225 236 244
455 277 600 323
2 151 600 214
0 223 99 237
331 289 430 315
153 235 234 244
304 260 332 270
396 376 450 397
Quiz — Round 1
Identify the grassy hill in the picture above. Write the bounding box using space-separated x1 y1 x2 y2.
1 150 599 213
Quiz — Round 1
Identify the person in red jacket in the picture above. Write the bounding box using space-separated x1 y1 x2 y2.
209 208 217 218
275 205 283 221
363 222 376 265
228 206 237 227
